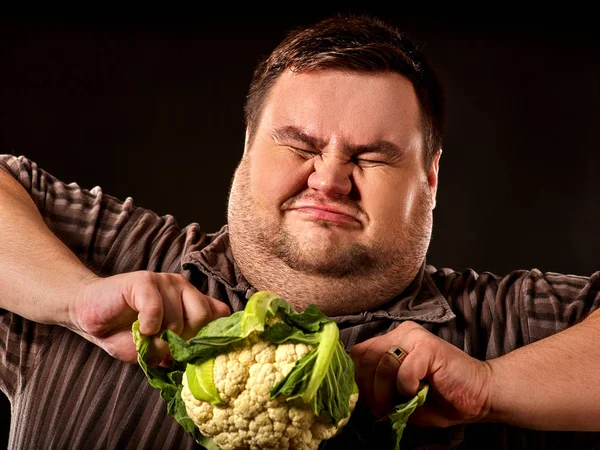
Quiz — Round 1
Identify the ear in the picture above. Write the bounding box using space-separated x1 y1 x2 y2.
243 128 250 154
428 149 442 209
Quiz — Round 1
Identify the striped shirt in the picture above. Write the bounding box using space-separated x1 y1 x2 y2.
1 154 599 450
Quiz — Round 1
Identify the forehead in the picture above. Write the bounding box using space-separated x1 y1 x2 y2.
259 69 423 150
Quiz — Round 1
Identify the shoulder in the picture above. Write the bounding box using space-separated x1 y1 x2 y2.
426 264 600 301
425 265 507 293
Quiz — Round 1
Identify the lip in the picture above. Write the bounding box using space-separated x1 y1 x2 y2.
288 203 361 225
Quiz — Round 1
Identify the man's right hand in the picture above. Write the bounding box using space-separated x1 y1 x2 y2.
71 271 231 365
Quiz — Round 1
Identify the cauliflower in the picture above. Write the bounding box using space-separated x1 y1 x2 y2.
133 291 359 450
180 335 358 449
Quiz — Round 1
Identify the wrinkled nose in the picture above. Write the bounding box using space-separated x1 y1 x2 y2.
307 154 353 197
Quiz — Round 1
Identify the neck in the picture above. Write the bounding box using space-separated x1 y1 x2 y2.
237 256 419 316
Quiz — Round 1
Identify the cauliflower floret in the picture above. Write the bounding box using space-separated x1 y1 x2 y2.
213 353 248 402
181 381 220 436
181 336 355 450
288 404 315 430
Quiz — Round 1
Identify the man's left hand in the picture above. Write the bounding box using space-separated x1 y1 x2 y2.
350 320 492 428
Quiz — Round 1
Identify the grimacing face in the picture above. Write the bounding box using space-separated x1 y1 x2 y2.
227 70 441 315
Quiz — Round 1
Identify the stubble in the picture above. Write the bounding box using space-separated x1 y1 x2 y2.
227 156 433 314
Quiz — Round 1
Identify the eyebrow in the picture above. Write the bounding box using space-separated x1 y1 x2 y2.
350 140 404 159
271 125 405 159
271 126 326 150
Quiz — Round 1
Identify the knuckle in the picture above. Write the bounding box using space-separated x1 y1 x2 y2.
176 273 188 282
167 272 188 286
186 308 211 329
352 339 377 367
413 336 437 357
136 271 156 285
396 320 419 332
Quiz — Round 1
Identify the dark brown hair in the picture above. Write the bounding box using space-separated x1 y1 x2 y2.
243 14 446 169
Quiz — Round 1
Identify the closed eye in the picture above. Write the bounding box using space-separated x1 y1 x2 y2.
289 146 320 159
353 155 387 168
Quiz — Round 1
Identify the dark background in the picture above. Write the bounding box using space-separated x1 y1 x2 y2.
1 5 599 447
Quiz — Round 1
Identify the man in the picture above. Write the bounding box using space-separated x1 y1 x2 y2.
1 13 599 450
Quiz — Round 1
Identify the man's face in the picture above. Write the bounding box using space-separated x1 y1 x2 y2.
227 69 440 311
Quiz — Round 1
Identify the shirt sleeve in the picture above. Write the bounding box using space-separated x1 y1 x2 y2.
0 154 213 400
0 154 208 275
431 267 600 359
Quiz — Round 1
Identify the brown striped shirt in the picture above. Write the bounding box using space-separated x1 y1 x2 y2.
1 154 599 450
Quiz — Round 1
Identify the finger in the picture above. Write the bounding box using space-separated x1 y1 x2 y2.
208 296 231 320
372 350 402 417
142 281 184 366
93 329 139 365
154 288 231 367
351 321 426 413
397 345 432 397
132 282 164 336
180 288 229 340
350 336 381 409
146 339 170 366
157 278 184 336
351 333 402 411
350 320 421 364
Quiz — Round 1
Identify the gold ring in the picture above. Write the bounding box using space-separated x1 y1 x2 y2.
386 346 408 365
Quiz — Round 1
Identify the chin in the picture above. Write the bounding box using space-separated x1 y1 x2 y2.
290 223 359 247
295 238 351 258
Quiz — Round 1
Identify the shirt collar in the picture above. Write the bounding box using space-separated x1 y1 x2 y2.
330 262 455 325
181 225 252 293
182 226 454 325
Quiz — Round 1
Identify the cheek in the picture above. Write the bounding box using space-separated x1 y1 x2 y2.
359 175 424 232
250 150 310 206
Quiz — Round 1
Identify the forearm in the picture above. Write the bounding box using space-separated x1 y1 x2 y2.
0 168 97 326
486 309 600 430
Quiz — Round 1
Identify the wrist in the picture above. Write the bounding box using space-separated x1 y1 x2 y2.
466 359 496 424
479 356 521 426
61 269 101 333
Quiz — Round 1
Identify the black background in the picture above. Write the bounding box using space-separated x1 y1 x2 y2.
1 5 599 447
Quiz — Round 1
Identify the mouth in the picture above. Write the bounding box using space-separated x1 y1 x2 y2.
287 203 362 226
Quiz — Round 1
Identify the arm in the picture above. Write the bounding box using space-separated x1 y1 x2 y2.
0 156 229 363
0 163 94 326
0 154 187 275
486 308 600 430
350 271 600 431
